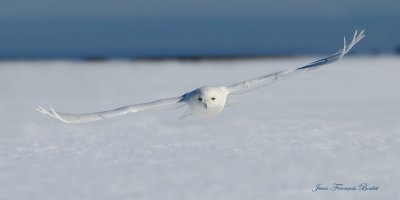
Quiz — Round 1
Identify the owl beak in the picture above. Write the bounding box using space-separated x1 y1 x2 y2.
203 102 208 109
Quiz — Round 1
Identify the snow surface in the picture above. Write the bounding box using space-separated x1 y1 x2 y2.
0 57 399 199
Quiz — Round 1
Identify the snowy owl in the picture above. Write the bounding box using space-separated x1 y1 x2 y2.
37 30 365 123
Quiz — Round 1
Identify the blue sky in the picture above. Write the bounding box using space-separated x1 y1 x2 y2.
1 0 399 17
0 0 399 59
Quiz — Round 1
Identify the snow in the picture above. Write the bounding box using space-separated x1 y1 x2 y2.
0 56 399 199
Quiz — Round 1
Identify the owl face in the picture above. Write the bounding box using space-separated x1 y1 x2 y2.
188 87 229 117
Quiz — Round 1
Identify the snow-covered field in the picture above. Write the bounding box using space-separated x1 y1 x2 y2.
0 57 399 199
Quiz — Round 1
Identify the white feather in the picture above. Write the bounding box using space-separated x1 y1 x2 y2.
227 30 365 95
37 30 366 124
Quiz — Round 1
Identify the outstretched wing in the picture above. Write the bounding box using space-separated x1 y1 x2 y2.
227 30 366 95
37 97 184 123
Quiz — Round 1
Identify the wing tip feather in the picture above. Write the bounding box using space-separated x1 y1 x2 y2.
36 106 72 123
36 106 54 117
50 107 71 123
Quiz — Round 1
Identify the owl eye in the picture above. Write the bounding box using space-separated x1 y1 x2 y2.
198 97 202 101
211 97 216 100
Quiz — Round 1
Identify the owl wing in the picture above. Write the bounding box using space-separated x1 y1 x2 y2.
37 96 184 123
227 30 365 95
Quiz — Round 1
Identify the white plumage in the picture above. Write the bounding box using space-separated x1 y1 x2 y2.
37 30 365 123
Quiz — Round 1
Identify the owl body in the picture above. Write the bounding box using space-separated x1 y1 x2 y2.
181 86 229 117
